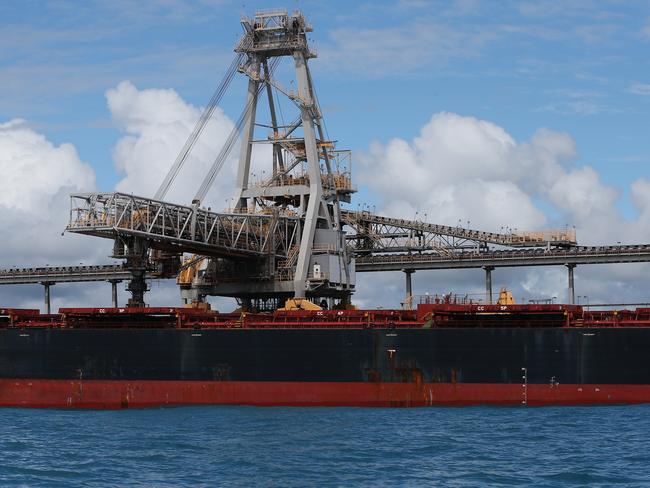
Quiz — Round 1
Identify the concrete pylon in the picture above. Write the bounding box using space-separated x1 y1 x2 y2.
42 282 54 314
109 280 121 308
402 268 415 309
483 266 495 304
566 264 576 305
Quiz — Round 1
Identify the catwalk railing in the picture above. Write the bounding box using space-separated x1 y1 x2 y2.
3 245 650 285
342 210 577 252
0 194 644 287
355 244 650 271
66 194 577 263
66 192 299 259
0 265 133 284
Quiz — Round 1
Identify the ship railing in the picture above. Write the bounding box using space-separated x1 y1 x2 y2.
416 293 483 305
355 244 650 265
342 210 579 248
67 192 301 258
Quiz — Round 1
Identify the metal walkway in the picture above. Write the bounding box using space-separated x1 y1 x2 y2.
66 193 576 262
3 244 649 283
355 244 650 271
342 210 577 252
0 265 131 285
67 192 299 259
2 244 650 310
2 196 647 309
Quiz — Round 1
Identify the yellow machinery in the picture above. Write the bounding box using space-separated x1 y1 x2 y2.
497 288 516 305
278 298 323 311
176 255 207 287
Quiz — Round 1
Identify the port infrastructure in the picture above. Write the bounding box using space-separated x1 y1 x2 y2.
2 9 650 310
67 10 356 309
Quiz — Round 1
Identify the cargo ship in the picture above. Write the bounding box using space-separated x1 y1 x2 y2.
3 9 650 409
3 301 650 408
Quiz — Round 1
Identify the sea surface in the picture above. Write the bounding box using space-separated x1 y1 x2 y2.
0 405 649 487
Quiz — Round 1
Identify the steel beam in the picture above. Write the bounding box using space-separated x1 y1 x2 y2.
402 268 414 308
3 244 650 287
355 246 650 272
292 50 327 298
234 56 260 209
484 266 495 304
109 280 120 308
343 210 577 250
567 264 576 305
0 266 141 285
42 282 53 314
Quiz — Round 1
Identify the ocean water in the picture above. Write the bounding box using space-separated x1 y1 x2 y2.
0 405 649 487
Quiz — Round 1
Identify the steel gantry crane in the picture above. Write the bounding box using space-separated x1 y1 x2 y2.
6 9 648 312
67 10 356 310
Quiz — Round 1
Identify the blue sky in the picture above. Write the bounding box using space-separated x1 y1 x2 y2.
3 0 650 309
2 0 649 206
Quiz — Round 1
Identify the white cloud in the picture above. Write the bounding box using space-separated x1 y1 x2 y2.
631 178 650 214
0 83 249 309
358 111 646 243
108 81 238 207
629 82 650 95
318 22 496 77
0 119 95 213
355 111 650 305
5 87 650 310
358 112 583 230
641 19 650 40
548 166 618 222
538 100 606 116
0 119 100 265
0 118 107 308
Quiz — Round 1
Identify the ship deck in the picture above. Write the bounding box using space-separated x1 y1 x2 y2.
2 304 650 329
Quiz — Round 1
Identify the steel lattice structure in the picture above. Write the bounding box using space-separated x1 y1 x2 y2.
342 210 576 256
67 192 299 259
4 9 649 311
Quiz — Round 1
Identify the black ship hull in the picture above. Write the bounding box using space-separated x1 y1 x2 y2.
2 323 650 407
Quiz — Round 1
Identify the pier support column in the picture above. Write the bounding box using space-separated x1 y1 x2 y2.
109 280 121 308
566 264 576 305
125 237 149 308
483 266 495 304
402 268 415 309
42 282 54 314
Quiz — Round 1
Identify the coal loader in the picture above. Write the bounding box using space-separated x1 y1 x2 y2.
2 10 650 408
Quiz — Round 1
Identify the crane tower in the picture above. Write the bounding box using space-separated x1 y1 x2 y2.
181 9 356 308
67 10 357 309
63 10 582 310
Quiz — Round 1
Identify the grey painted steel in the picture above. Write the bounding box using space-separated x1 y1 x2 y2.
24 10 650 304
567 264 576 305
354 245 650 271
234 55 260 209
403 269 414 301
67 193 299 259
155 53 244 201
0 265 132 285
43 282 52 314
484 266 494 304
263 59 285 173
292 49 325 297
110 280 120 308
65 11 354 304
242 184 310 198
342 211 577 251
3 245 650 286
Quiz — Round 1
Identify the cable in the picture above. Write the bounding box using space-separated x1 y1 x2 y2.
154 53 244 201
193 56 282 204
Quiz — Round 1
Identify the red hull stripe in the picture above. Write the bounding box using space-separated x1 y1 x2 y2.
2 380 650 408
